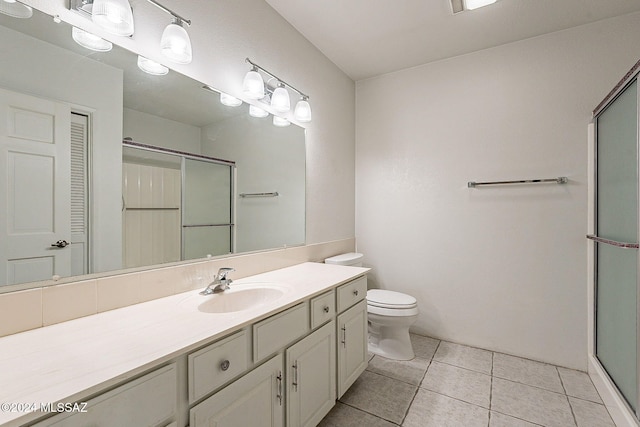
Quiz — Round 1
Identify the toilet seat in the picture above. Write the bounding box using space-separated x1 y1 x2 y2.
367 290 418 317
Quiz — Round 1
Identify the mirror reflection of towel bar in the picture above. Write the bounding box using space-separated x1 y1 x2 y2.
467 177 568 188
239 192 279 198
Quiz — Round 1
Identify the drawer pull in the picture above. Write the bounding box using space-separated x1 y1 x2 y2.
220 360 230 371
353 290 359 296
323 306 330 313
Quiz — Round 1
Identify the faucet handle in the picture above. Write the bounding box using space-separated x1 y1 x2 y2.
217 267 235 281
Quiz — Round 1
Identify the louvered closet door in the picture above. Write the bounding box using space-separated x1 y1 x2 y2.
70 113 88 276
0 87 71 286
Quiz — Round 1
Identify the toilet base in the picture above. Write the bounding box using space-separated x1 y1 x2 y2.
368 318 416 360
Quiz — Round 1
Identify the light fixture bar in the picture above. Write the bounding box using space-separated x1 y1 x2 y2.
246 58 308 100
144 0 190 26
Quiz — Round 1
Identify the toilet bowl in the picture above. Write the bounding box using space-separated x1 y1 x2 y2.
324 253 418 361
367 289 418 360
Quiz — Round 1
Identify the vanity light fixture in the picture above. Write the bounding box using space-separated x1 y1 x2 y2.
160 18 192 64
72 27 113 51
91 0 135 36
0 0 33 19
272 116 290 127
245 58 312 122
249 105 269 118
137 55 169 75
220 92 243 107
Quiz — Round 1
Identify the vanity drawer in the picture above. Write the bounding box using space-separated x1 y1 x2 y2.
311 290 335 329
188 330 249 403
337 276 367 313
253 302 309 362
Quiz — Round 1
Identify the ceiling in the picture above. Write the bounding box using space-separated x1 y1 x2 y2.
264 0 640 81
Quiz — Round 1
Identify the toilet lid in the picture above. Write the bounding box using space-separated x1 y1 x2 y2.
367 289 417 309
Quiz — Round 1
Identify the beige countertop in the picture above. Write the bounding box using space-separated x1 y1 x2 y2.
0 262 369 427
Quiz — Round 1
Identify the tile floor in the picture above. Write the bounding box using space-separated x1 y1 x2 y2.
319 334 615 427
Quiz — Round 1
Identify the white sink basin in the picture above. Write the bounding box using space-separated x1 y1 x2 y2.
181 283 288 314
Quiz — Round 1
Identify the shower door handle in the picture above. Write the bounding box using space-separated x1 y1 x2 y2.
586 235 639 249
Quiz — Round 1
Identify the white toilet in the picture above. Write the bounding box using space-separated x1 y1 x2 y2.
324 253 419 361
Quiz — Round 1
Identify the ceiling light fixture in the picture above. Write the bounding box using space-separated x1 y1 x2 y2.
0 0 33 19
137 55 169 75
220 92 243 107
72 27 113 51
245 58 312 122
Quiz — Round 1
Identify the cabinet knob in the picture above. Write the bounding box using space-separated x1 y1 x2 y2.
220 360 230 371
323 306 330 313
353 290 359 296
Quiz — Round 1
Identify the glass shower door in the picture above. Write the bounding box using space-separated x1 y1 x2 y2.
595 79 638 412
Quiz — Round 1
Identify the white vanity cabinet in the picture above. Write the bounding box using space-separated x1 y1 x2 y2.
31 364 178 427
337 300 368 397
286 320 336 427
190 354 284 427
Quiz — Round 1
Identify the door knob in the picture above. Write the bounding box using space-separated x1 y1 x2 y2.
50 240 70 248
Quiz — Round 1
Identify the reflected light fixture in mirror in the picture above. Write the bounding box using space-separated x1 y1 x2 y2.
220 92 243 107
294 97 311 123
91 0 134 36
137 55 168 75
249 105 269 118
160 18 192 64
273 116 290 127
0 0 32 19
72 27 113 51
243 67 265 99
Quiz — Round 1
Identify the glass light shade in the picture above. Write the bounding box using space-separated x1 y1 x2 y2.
293 99 312 123
249 105 269 118
137 56 169 76
220 93 242 107
72 27 113 52
91 0 134 36
243 70 265 99
0 0 32 18
160 22 192 64
464 0 497 10
273 116 290 127
271 86 290 113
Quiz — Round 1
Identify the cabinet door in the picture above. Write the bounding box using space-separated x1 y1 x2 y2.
190 354 284 427
337 300 368 398
286 320 336 427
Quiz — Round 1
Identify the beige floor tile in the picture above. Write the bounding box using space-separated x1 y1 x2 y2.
319 402 398 427
402 388 488 427
493 353 563 393
340 371 417 424
367 355 430 385
569 397 615 427
558 368 602 403
421 361 491 408
433 341 493 374
490 411 542 426
409 334 440 360
491 377 575 427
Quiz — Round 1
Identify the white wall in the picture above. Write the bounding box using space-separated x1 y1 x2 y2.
25 0 356 247
0 25 124 275
356 12 640 370
202 114 305 252
123 108 201 154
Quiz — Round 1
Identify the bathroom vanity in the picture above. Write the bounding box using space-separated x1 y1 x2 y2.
0 262 369 427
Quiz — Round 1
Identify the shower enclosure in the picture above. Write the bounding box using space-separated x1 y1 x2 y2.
590 61 640 422
122 143 234 268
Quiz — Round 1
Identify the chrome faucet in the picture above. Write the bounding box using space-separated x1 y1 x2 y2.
200 268 235 295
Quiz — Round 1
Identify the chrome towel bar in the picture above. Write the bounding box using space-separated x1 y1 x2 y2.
239 192 279 198
586 235 639 249
467 177 568 188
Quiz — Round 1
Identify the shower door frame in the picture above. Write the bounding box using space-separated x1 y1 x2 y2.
589 60 640 424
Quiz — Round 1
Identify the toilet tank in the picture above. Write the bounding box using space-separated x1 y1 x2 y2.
324 252 363 267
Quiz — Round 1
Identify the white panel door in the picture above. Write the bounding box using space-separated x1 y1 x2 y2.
0 87 71 286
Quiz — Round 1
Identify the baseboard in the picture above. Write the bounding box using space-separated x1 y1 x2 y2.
588 354 639 427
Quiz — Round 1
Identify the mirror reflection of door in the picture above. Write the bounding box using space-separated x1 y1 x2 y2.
0 87 89 286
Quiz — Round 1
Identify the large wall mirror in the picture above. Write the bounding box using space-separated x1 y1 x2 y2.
0 6 306 291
